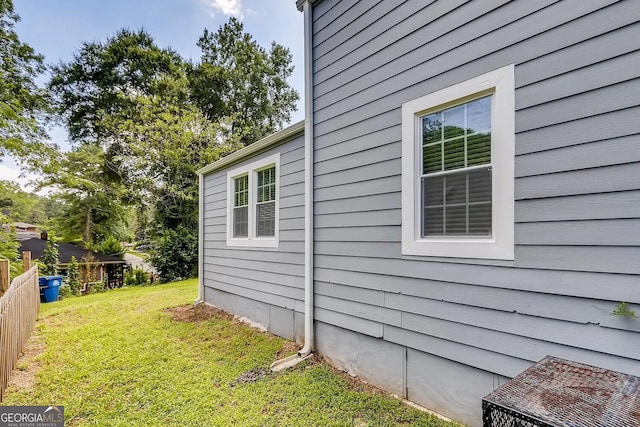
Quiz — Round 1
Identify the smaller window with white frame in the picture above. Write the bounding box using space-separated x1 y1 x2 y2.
226 153 280 248
401 64 515 260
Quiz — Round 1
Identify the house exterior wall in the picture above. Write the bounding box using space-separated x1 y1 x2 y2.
201 133 306 342
309 0 640 425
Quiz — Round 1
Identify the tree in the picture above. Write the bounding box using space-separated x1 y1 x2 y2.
149 224 197 283
106 91 232 224
191 18 299 146
0 213 18 277
105 93 232 279
65 255 81 296
0 179 53 224
0 0 53 166
41 237 58 276
48 28 186 145
48 22 299 281
40 144 132 245
46 28 187 251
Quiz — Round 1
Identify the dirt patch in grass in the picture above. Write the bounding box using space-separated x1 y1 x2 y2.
164 303 233 323
275 340 302 359
229 368 269 387
7 332 46 392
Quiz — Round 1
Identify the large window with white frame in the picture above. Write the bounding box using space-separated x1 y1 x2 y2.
401 65 515 260
227 153 280 247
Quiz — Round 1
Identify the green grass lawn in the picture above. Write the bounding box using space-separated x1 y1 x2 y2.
2 280 461 426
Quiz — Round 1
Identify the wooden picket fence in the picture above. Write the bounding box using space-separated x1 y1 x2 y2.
0 255 40 401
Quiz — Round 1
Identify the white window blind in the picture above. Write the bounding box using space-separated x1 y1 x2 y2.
256 166 276 237
233 175 248 238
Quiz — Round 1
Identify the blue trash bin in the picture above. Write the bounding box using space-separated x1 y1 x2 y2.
39 275 63 303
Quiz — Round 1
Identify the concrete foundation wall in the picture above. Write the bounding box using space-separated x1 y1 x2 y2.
315 320 510 427
204 286 303 343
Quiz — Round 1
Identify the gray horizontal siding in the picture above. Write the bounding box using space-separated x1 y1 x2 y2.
313 274 640 332
201 134 305 314
515 135 640 177
314 257 640 304
313 0 630 108
385 324 532 379
515 191 640 222
310 0 640 380
312 10 639 140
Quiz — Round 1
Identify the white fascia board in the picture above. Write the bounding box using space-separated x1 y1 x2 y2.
197 121 304 176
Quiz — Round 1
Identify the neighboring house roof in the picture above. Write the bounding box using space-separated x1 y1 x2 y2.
2 223 39 241
15 231 40 241
19 238 128 265
12 222 39 229
196 120 305 176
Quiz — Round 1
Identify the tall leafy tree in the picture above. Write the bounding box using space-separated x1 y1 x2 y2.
107 92 232 226
106 91 233 278
46 28 188 250
48 21 300 281
48 28 186 145
191 17 299 145
0 213 18 277
40 144 132 245
0 0 52 165
0 179 57 224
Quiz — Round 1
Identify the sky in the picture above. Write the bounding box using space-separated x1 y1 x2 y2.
1 0 305 189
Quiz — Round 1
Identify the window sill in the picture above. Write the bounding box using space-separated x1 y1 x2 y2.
226 238 279 249
401 238 514 261
400 253 515 267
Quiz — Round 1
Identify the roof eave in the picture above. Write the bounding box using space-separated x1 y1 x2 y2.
197 120 305 176
296 0 318 12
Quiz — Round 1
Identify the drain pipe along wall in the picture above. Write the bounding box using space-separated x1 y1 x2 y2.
270 0 314 371
300 0 314 358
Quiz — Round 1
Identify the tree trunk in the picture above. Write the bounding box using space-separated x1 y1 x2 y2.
85 207 91 243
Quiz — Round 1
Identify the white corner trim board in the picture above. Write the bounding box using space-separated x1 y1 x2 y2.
401 64 515 261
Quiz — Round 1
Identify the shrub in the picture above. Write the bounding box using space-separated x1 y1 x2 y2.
59 284 72 298
87 280 106 294
66 256 82 296
149 225 197 283
41 238 59 276
0 214 19 278
95 236 125 258
125 267 150 286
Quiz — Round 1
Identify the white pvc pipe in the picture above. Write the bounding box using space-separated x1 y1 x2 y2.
299 0 314 357
196 173 204 304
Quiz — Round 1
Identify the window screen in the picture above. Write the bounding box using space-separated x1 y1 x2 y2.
421 96 492 237
256 166 276 237
233 175 248 237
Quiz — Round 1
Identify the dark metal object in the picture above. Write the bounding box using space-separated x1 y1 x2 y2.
482 356 640 427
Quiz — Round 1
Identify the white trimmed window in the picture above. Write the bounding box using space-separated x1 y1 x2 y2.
401 65 515 260
227 153 280 247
